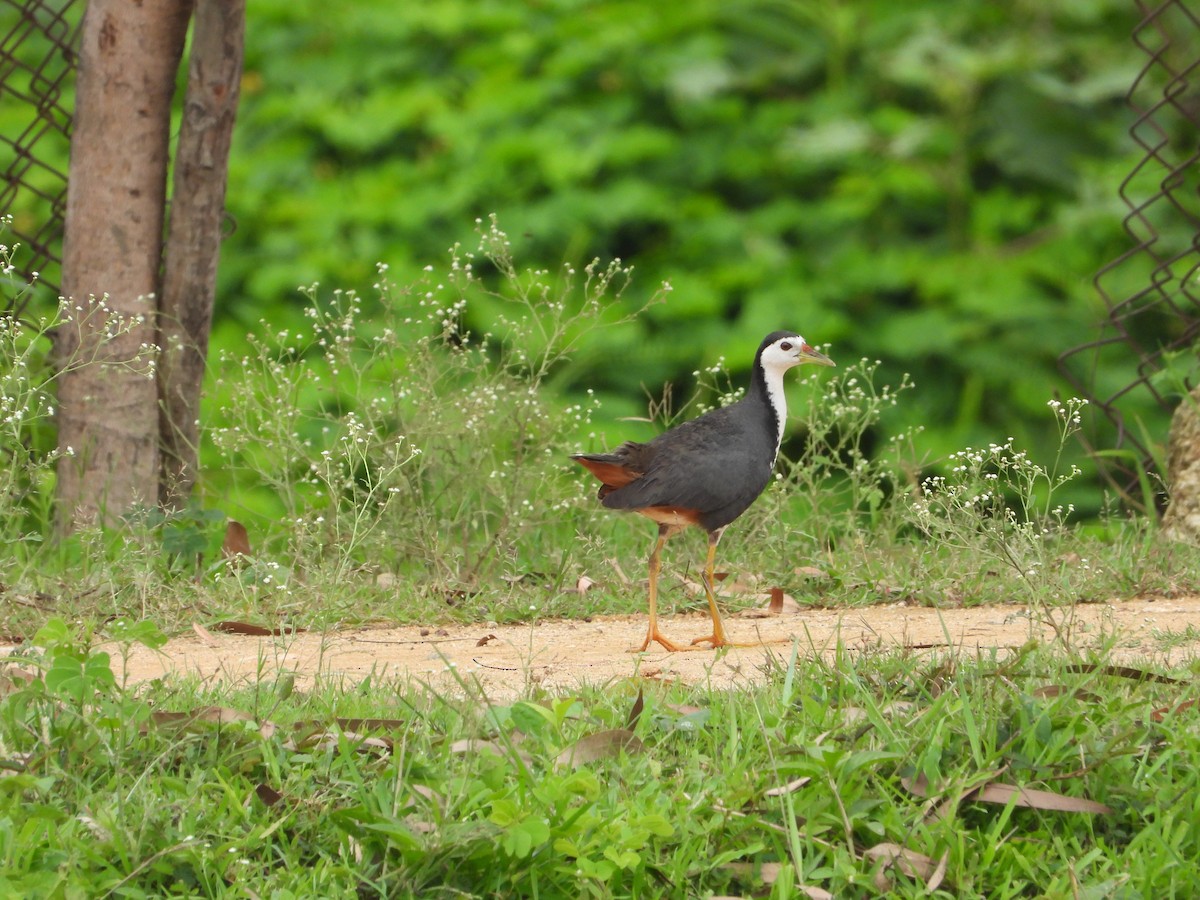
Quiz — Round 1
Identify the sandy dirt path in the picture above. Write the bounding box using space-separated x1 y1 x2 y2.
105 596 1200 700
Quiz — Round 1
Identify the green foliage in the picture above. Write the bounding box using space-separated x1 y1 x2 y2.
1 632 1198 895
1 3 1170 521
202 217 662 587
217 0 1152 503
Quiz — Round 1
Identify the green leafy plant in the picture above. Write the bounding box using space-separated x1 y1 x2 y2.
206 216 665 588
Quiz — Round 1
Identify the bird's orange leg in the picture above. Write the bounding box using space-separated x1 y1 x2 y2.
690 529 744 649
635 525 686 652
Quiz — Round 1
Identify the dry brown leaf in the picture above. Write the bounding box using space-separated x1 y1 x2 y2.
210 621 302 637
0 667 38 697
76 814 112 843
927 849 949 893
721 863 831 898
575 575 597 595
626 687 645 730
411 784 441 804
606 557 631 586
449 738 505 755
255 783 284 807
501 572 547 585
333 717 408 732
151 706 258 735
794 566 830 580
764 776 811 797
840 707 869 727
191 622 219 647
865 842 938 891
724 861 784 884
555 728 644 768
973 782 1111 814
476 634 498 647
1065 663 1181 684
744 587 801 618
221 520 252 559
1031 684 1102 702
768 587 785 614
1151 698 1198 722
289 730 393 753
903 772 1110 816
405 817 437 834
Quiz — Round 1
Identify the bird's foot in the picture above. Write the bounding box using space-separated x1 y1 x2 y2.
690 633 752 649
632 629 687 653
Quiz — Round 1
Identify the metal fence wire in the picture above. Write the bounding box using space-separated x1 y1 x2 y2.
0 0 81 313
1059 0 1200 511
2 1 1199 507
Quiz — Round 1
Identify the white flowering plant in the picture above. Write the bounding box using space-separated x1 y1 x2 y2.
909 398 1092 595
206 215 665 591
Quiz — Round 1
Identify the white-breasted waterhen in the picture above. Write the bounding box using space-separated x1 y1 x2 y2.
572 331 835 652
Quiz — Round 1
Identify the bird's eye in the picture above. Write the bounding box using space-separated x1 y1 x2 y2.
780 341 793 351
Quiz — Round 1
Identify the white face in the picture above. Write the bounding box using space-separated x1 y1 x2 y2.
760 335 835 374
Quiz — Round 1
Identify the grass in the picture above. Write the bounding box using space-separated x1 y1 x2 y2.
3 216 1200 895
2 625 1198 897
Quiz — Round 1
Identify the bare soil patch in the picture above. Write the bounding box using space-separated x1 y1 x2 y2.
106 597 1200 700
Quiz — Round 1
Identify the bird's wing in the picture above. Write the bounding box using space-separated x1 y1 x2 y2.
600 411 772 517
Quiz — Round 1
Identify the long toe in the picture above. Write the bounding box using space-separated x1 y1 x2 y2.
690 633 755 649
633 629 688 653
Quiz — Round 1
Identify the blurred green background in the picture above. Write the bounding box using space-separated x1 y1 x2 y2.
5 0 1169 518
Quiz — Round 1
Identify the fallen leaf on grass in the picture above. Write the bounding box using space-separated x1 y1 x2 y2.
449 738 505 756
191 622 219 647
764 776 811 797
1065 663 1181 684
903 772 1110 816
76 814 112 843
289 730 393 754
501 572 547 585
0 667 38 697
743 587 801 618
606 557 631 586
152 706 255 727
328 717 408 733
864 842 945 892
210 620 304 637
724 862 783 884
723 862 832 898
973 782 1111 814
626 687 644 730
255 783 284 807
794 566 830 581
575 575 597 595
150 706 274 740
1032 684 1102 702
555 728 643 768
439 589 478 606
1151 698 1198 721
221 520 252 559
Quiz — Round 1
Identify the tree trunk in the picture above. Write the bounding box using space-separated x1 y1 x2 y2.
158 0 245 509
1163 387 1200 543
55 0 193 529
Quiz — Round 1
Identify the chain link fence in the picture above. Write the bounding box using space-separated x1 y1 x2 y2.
4 1 1200 508
1059 0 1200 511
0 0 81 314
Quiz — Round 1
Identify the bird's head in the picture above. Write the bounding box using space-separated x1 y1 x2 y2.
758 331 835 374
